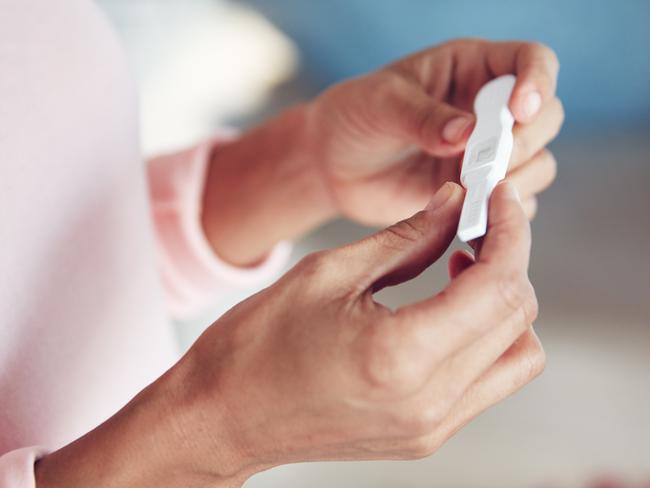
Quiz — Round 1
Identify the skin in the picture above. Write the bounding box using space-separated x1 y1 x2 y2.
35 39 562 487
202 39 562 265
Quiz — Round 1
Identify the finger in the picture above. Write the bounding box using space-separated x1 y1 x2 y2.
521 197 538 220
509 97 564 169
471 180 531 270
485 41 560 122
475 329 545 401
456 329 545 420
508 149 557 199
335 182 464 293
511 43 560 123
423 329 545 449
447 250 475 280
412 99 476 156
377 75 476 156
396 181 534 352
345 151 460 227
427 283 539 407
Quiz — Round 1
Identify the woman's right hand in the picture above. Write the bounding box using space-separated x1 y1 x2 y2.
182 180 543 482
35 181 543 488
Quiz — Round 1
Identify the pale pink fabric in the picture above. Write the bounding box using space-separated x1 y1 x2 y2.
0 1 288 486
148 140 291 319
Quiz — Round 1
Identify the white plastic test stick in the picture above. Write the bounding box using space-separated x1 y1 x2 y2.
457 74 516 242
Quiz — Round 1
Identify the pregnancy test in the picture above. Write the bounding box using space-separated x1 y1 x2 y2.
457 74 516 242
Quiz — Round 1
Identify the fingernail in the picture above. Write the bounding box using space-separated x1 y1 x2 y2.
442 116 472 144
426 182 456 211
501 181 521 202
522 91 542 119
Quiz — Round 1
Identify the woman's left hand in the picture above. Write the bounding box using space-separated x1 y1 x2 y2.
202 39 563 266
304 38 563 224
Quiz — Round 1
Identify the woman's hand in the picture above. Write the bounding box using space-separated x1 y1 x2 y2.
203 39 563 265
36 181 543 488
305 39 563 225
188 181 542 482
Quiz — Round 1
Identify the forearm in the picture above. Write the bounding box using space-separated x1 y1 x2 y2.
201 104 336 266
33 359 255 488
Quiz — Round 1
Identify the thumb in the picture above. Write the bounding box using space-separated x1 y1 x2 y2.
384 82 475 156
418 102 475 155
336 182 464 293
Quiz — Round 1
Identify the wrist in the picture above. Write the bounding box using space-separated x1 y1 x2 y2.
202 104 337 266
34 358 256 488
157 350 269 485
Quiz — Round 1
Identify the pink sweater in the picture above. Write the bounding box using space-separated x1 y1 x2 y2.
0 1 289 485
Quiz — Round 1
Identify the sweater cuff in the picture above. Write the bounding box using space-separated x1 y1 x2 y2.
148 136 291 319
0 447 49 488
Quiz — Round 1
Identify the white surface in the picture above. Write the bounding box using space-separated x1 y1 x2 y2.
458 75 515 242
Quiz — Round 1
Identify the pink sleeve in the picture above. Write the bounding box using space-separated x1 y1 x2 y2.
147 137 291 319
0 447 48 488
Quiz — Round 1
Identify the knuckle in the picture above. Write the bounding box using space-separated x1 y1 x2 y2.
382 212 428 249
528 342 547 378
361 346 414 395
498 274 538 323
451 37 486 51
523 43 558 92
524 286 540 324
358 325 401 388
532 42 560 70
524 197 538 220
364 72 389 94
370 72 400 103
414 102 454 145
359 326 429 398
404 404 448 437
440 38 465 52
542 150 558 184
294 250 331 278
529 150 558 193
404 436 436 459
413 105 437 143
518 339 546 385
491 209 531 249
514 132 531 161
538 69 556 93
546 46 561 72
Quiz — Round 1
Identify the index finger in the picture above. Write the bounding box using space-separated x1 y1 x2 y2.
395 181 534 353
485 41 560 123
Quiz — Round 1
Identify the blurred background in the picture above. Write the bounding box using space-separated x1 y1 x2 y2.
98 1 650 486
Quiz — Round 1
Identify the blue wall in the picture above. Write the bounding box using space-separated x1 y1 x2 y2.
244 0 650 130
